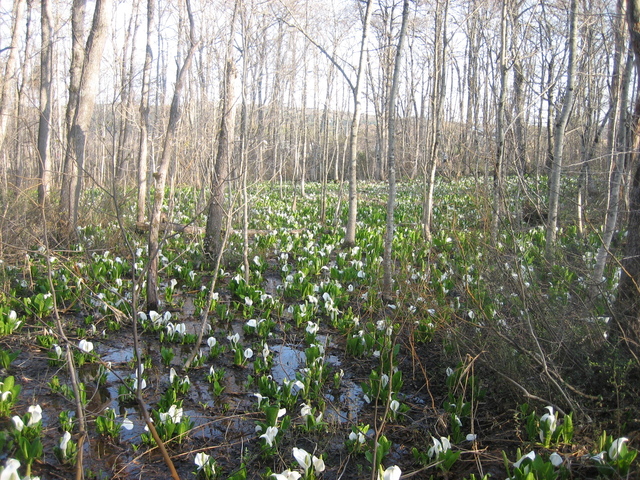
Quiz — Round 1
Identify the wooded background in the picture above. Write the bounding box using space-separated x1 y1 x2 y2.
0 0 625 207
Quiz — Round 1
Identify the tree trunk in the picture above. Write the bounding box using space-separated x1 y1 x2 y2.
383 0 410 298
614 0 640 351
147 0 197 311
592 2 632 292
545 0 577 259
37 0 54 206
344 0 373 247
0 0 26 158
491 1 508 244
59 0 111 243
60 0 86 222
205 0 239 259
136 0 155 224
422 0 448 241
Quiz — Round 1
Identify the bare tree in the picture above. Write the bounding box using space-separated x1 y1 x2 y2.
0 0 26 158
205 0 239 260
591 0 632 292
136 0 156 224
147 0 198 311
281 0 373 246
545 0 578 258
422 0 448 241
37 0 54 206
59 0 112 242
344 0 373 246
383 0 410 297
491 1 508 244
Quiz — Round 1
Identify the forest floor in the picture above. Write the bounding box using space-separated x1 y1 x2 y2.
1 180 639 479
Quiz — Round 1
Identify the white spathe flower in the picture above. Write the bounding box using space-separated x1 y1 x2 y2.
300 403 312 417
194 452 211 471
306 322 319 335
169 368 177 384
513 451 536 469
260 426 279 447
78 339 94 353
133 377 146 391
59 431 72 452
175 323 186 336
390 400 400 414
53 344 62 359
160 404 183 424
272 469 302 480
228 333 240 345
245 296 253 306
378 465 401 480
244 348 254 359
292 447 312 472
349 430 366 444
549 452 563 467
262 343 270 358
11 416 24 432
246 319 258 328
312 455 325 473
609 437 629 460
0 458 21 480
466 433 477 442
453 414 462 427
27 404 42 426
292 447 324 474
253 393 267 406
539 406 557 441
427 436 451 459
121 418 134 431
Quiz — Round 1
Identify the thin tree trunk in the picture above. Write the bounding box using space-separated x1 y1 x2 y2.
592 8 633 292
545 0 578 259
344 0 373 247
37 0 54 206
383 0 410 298
205 0 239 259
147 0 197 310
114 0 141 186
422 0 448 241
59 0 111 243
491 1 508 244
136 0 155 224
0 0 26 157
60 0 86 222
